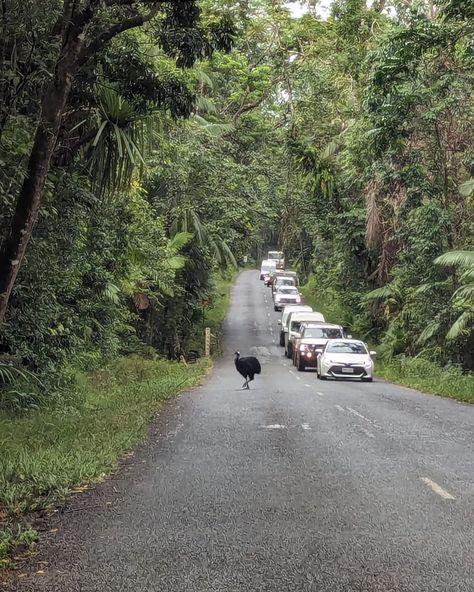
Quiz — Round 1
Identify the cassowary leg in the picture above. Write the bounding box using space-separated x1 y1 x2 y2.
242 379 247 388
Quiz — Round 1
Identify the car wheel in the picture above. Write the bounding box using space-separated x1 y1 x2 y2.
274 306 278 312
318 374 327 380
297 358 305 372
279 333 285 346
362 377 373 382
285 348 291 358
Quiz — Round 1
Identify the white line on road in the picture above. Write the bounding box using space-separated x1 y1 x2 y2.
260 424 287 430
335 404 345 412
359 427 375 439
346 407 373 424
289 369 294 375
295 376 301 381
305 384 311 388
421 477 455 500
316 391 325 397
301 423 311 430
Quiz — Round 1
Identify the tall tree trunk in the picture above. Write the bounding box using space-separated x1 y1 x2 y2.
0 14 83 322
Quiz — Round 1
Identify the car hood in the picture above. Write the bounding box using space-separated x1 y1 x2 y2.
323 353 372 365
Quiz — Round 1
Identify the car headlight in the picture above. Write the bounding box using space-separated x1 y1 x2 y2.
299 345 306 351
364 360 373 368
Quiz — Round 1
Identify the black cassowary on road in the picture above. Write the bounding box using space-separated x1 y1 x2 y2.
234 351 261 389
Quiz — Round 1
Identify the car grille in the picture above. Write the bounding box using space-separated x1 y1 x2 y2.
329 365 366 376
279 298 297 303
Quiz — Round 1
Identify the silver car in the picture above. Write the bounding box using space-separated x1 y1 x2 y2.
274 286 302 311
317 339 376 382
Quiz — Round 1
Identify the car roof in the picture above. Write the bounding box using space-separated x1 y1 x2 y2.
302 322 342 329
326 338 365 345
282 305 312 315
289 312 325 321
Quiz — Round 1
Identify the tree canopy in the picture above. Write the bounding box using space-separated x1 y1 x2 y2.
0 0 473 409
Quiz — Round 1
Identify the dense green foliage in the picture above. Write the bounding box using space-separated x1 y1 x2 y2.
0 0 472 409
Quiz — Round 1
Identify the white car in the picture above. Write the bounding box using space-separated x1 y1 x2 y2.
277 305 312 346
317 339 376 382
274 286 302 311
260 259 277 280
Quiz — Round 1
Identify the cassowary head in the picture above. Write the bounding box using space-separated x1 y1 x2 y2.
234 351 240 359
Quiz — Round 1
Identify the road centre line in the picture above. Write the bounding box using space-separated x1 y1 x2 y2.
420 477 455 500
359 427 375 439
346 407 373 424
295 376 301 381
305 384 311 388
335 404 345 412
316 391 324 397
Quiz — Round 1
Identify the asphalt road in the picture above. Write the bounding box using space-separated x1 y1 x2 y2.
7 270 474 591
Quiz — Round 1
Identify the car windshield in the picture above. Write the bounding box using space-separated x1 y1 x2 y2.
278 279 295 286
304 328 342 339
278 287 298 294
326 342 367 354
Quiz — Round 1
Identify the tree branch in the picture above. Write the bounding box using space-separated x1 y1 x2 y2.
78 3 161 66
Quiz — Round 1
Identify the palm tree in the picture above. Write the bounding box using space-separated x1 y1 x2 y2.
434 251 474 340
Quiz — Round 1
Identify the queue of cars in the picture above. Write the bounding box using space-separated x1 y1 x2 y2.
260 257 376 381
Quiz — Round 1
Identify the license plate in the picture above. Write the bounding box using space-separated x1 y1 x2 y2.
341 367 354 374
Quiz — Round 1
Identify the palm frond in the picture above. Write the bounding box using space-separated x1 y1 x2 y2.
417 319 442 344
103 282 121 304
434 250 474 268
169 231 193 251
453 283 474 300
362 285 395 302
446 311 474 340
459 178 474 197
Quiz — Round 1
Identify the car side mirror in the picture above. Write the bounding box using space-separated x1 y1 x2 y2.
277 320 281 325
347 334 352 339
370 351 377 356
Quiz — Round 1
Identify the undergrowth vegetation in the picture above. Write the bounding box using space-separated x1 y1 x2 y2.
0 356 209 518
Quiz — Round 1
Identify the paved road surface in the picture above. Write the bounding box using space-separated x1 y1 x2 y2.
7 270 474 591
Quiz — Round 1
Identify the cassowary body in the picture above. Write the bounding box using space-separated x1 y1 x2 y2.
234 351 261 389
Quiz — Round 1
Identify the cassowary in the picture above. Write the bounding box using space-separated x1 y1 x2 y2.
234 351 261 389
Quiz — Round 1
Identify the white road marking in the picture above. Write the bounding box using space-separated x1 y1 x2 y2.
346 407 373 424
295 376 301 381
289 369 294 375
421 477 455 500
305 384 311 388
316 391 324 397
301 423 311 430
359 427 375 439
335 404 345 412
260 424 287 430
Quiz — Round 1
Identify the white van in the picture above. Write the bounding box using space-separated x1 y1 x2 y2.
278 305 312 346
267 250 284 269
260 259 277 280
284 311 326 358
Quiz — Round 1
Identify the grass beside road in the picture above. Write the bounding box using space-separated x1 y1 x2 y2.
376 357 474 403
300 275 474 403
0 269 238 567
0 357 209 566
